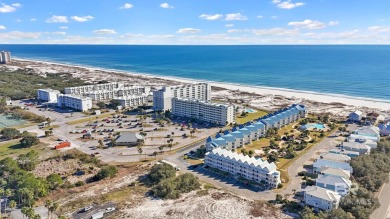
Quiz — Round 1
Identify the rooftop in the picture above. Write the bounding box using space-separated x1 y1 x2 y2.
304 186 341 202
319 167 351 179
116 132 144 143
320 153 351 162
316 175 352 187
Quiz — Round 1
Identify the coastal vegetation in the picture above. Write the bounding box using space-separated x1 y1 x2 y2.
0 70 87 100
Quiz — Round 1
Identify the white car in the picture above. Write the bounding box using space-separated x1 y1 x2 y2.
105 207 115 213
83 205 93 212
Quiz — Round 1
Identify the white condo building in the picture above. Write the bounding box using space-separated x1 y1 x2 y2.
0 51 11 64
171 98 235 125
205 148 281 188
37 89 61 103
64 82 121 95
153 83 211 111
114 95 148 108
57 94 92 112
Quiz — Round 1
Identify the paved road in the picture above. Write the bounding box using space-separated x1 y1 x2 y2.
71 202 116 219
371 174 390 219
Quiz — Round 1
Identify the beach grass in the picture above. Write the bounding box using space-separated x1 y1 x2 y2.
240 138 270 152
236 110 268 125
0 140 51 159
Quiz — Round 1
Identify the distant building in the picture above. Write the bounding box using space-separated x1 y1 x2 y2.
64 82 121 95
37 89 61 103
205 148 281 188
313 159 353 174
315 175 352 196
348 110 363 122
259 104 307 129
153 83 211 111
328 149 360 158
0 51 11 64
303 186 341 211
115 132 144 146
114 95 148 108
319 167 351 179
378 122 390 136
171 98 235 125
57 94 92 112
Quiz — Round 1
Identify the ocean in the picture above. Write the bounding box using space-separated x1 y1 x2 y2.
1 45 390 101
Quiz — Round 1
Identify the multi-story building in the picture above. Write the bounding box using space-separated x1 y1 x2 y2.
206 104 306 152
313 159 353 174
171 98 235 125
153 83 211 111
340 141 371 155
0 51 11 64
349 126 380 142
303 186 341 211
114 95 148 108
37 89 61 103
118 86 150 96
315 175 352 197
57 94 92 112
86 90 118 101
64 82 121 95
205 148 281 188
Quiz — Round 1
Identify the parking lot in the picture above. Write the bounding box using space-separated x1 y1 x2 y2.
71 202 116 219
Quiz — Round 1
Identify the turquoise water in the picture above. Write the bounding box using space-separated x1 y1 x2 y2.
0 114 25 128
1 45 390 101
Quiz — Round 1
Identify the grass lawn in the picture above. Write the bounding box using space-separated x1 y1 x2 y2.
236 110 268 125
66 112 114 125
240 138 270 152
186 158 204 165
0 140 51 159
41 125 60 130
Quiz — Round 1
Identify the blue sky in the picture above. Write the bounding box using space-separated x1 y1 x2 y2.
0 0 390 44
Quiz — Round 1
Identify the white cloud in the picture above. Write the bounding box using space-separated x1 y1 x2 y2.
199 14 223 21
177 28 201 34
368 26 390 33
16 19 22 22
71 15 94 22
30 18 37 22
225 24 234 28
328 21 339 26
59 26 68 30
93 29 117 35
227 29 250 33
0 3 21 13
160 3 174 9
0 25 6 30
272 0 305 9
271 16 278 19
225 13 248 21
51 31 66 35
46 15 68 23
120 3 133 9
257 15 264 19
253 28 298 36
288 19 326 30
0 31 41 40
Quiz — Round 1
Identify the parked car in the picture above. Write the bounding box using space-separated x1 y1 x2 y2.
83 205 93 212
105 207 115 213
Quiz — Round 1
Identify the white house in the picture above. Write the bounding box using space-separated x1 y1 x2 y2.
378 123 390 136
315 175 352 196
313 159 353 174
205 148 281 188
349 126 380 142
304 186 341 211
319 167 351 179
341 141 371 155
319 153 351 163
349 110 363 122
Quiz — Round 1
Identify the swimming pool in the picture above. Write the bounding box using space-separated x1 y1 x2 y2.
245 108 257 113
301 123 325 130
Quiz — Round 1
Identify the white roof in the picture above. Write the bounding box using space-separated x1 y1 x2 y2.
320 167 351 179
320 153 351 162
342 141 371 150
304 186 341 202
351 110 363 116
316 175 352 188
207 148 278 173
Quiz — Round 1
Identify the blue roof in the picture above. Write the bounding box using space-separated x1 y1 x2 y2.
232 127 238 132
223 130 230 135
222 134 236 142
213 137 227 146
246 125 258 132
206 136 213 142
215 133 222 138
231 130 244 138
239 128 251 135
253 122 265 129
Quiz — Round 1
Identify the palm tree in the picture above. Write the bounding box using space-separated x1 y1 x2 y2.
45 200 52 219
21 207 29 219
158 145 164 154
49 203 59 219
138 147 143 161
152 151 158 159
9 200 16 217
4 189 12 216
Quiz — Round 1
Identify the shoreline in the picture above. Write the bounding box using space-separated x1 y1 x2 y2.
9 57 390 113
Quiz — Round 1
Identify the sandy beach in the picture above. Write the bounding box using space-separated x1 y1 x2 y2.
4 58 390 118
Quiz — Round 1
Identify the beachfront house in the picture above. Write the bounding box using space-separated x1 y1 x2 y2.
341 141 371 155
319 153 351 163
303 186 341 211
315 175 352 196
259 104 307 129
205 148 281 188
328 149 360 158
37 89 61 103
319 167 351 179
378 122 390 136
348 110 363 122
366 112 385 124
349 126 380 142
312 159 353 174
